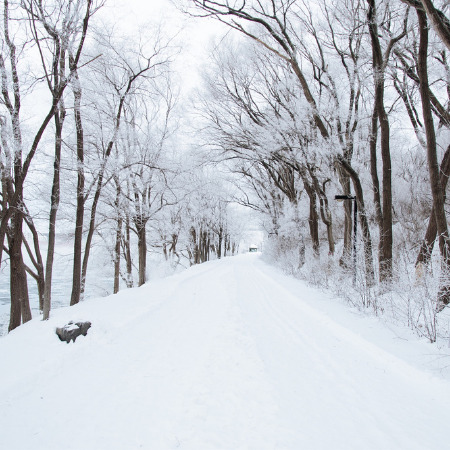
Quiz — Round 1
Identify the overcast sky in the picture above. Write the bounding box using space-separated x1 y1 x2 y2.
104 0 226 93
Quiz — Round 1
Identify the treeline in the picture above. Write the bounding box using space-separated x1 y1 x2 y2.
187 0 450 338
0 0 241 332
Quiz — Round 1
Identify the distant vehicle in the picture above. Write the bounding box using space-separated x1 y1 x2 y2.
249 245 258 253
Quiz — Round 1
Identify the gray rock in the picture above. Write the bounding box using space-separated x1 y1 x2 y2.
56 321 91 343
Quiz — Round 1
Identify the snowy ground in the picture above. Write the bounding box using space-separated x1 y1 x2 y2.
1 253 450 450
0 237 116 336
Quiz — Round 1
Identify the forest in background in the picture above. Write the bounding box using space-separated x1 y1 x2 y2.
0 0 244 333
1 0 449 345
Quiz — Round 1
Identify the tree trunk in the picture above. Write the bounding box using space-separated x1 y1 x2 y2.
223 233 228 257
169 233 178 260
23 218 45 311
338 156 375 286
2 0 31 329
304 185 320 255
201 229 208 262
416 144 450 267
8 209 31 331
367 0 393 282
78 171 104 302
76 77 142 304
369 107 384 249
404 0 450 50
70 62 85 307
378 101 393 281
43 106 65 320
124 215 133 288
217 226 223 259
336 167 353 266
417 9 450 310
78 189 99 302
207 232 211 261
190 227 198 265
0 0 94 324
324 218 335 256
313 177 335 255
137 222 147 286
113 179 122 294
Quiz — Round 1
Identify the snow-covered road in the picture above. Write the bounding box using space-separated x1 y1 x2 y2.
1 254 449 449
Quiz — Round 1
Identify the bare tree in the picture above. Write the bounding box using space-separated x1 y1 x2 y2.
415 6 450 310
0 0 97 329
188 0 330 138
69 29 175 302
22 0 99 320
400 0 450 49
188 0 376 280
366 0 409 281
123 111 175 286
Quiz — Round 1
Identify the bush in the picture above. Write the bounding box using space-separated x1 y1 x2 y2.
263 233 450 346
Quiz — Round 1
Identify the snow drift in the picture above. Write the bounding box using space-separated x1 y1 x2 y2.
1 253 449 450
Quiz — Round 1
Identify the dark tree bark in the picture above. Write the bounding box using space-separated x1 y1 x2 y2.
217 226 223 259
70 58 86 307
336 166 353 267
366 0 408 281
311 175 335 255
201 229 208 262
223 234 228 257
303 182 320 255
22 221 45 311
36 0 70 321
190 1 330 141
7 209 31 331
74 61 157 304
43 103 66 320
137 221 147 287
394 49 450 129
169 233 179 261
0 0 95 328
416 9 450 310
401 0 450 50
337 156 375 287
367 0 393 281
369 107 383 235
113 177 122 294
190 227 198 265
1 0 31 330
123 214 133 288
416 145 450 267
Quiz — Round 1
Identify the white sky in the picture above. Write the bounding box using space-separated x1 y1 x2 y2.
104 0 227 94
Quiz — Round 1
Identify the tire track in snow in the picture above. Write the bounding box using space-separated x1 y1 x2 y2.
174 262 292 449
231 256 450 450
239 264 397 448
2 255 450 450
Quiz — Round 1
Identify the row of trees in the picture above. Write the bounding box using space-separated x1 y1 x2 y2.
186 0 450 309
0 0 242 333
2 0 448 334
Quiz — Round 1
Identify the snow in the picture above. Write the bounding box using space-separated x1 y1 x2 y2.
64 323 82 331
1 253 450 449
